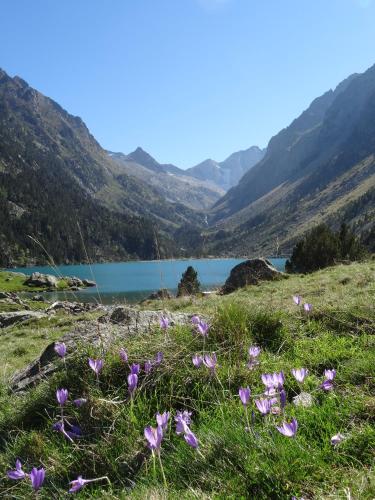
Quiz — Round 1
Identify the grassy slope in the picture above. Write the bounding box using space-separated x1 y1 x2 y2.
0 261 374 498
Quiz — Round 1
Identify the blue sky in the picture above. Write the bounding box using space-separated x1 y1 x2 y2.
1 0 375 167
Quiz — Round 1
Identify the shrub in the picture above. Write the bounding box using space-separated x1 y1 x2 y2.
286 223 366 273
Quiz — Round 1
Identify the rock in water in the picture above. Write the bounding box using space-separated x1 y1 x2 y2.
24 272 59 288
222 258 282 294
82 279 96 287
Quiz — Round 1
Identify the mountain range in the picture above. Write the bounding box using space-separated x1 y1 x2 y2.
0 62 374 266
208 67 375 255
0 69 207 265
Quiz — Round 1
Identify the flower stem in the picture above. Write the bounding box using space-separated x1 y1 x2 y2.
157 450 167 488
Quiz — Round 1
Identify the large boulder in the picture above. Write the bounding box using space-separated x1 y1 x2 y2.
24 272 59 288
0 310 47 328
10 308 199 392
222 258 283 294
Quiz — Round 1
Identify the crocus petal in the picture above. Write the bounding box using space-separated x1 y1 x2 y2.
239 387 251 406
248 346 261 358
184 430 199 448
54 342 67 357
324 369 336 380
127 373 138 394
30 467 45 491
320 380 334 391
56 388 69 406
73 398 87 407
119 348 128 363
69 475 88 493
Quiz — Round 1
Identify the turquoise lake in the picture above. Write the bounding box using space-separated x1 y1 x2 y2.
13 258 286 304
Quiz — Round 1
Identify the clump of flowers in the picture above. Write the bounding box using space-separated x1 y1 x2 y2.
8 461 45 491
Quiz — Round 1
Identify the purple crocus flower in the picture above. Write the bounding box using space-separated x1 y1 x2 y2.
192 354 203 367
261 372 284 389
239 387 251 406
291 368 308 383
203 353 217 372
261 373 274 388
73 398 87 407
276 418 298 437
155 351 164 364
119 348 128 363
331 433 345 446
30 467 45 491
130 363 141 375
144 425 163 450
293 295 301 305
196 321 209 337
69 475 108 493
273 371 285 387
248 346 261 358
184 430 199 448
280 389 287 409
191 315 200 325
175 410 192 435
54 342 67 358
144 360 152 374
159 315 169 330
304 303 312 313
69 475 88 493
88 358 103 376
255 398 271 415
7 459 26 480
324 369 336 380
127 373 138 395
156 411 170 430
320 379 334 391
56 388 68 406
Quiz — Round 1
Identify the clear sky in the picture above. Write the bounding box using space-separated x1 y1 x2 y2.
1 0 375 167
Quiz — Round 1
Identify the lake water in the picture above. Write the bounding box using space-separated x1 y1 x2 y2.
13 258 286 304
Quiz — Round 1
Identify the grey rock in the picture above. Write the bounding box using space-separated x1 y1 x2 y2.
31 294 46 302
46 301 102 314
82 279 96 287
293 392 313 408
222 258 283 294
146 289 173 301
24 272 59 288
0 310 47 328
67 276 84 287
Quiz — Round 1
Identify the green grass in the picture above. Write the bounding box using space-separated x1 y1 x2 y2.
0 261 374 498
0 271 70 292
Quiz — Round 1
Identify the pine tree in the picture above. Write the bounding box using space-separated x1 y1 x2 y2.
177 266 201 297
